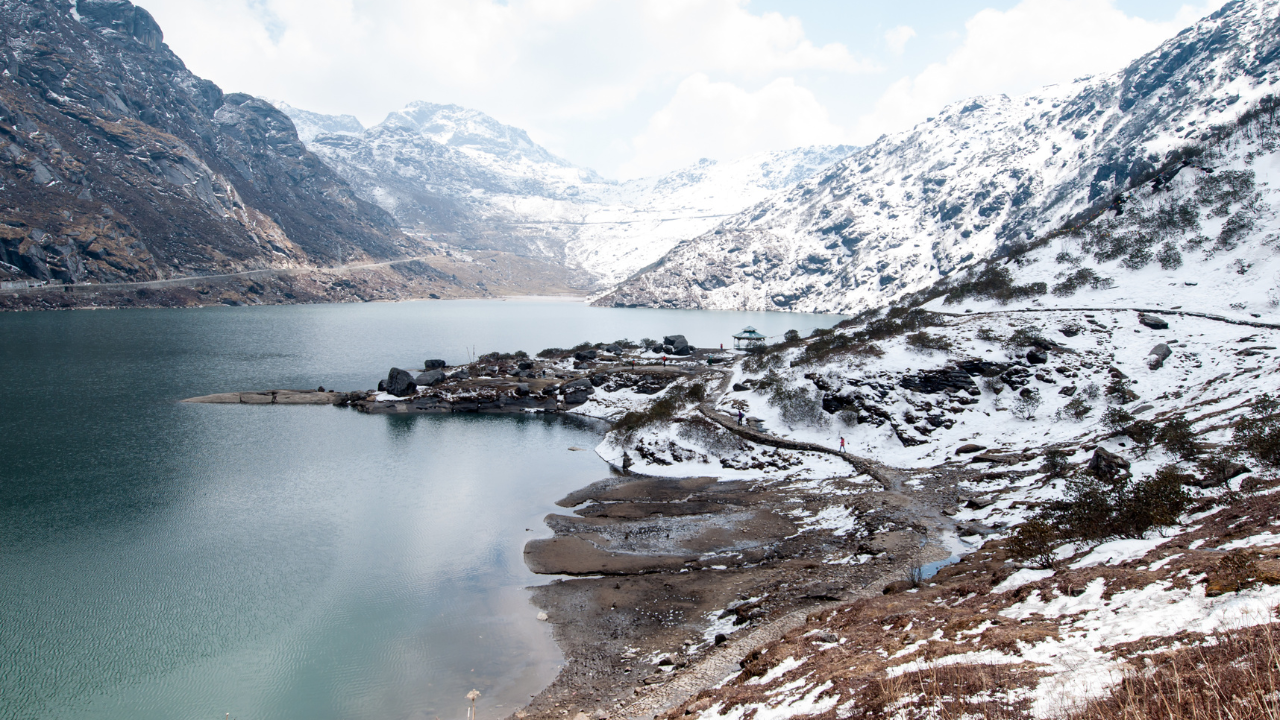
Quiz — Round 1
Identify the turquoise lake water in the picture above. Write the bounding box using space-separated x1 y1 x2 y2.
0 299 842 720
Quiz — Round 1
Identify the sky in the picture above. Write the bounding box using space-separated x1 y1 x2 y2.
138 0 1225 180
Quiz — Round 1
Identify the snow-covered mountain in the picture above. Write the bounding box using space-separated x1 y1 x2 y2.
597 0 1280 313
269 100 854 286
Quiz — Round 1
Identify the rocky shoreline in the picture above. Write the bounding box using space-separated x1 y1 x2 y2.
183 335 976 720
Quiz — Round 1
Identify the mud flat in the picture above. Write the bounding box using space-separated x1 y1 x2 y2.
517 467 964 720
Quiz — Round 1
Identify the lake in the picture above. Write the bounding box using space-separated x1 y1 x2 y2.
0 299 843 720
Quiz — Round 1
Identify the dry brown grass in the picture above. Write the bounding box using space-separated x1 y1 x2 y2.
1067 622 1280 720
860 662 1036 719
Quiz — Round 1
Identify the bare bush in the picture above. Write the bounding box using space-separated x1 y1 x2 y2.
1066 623 1280 720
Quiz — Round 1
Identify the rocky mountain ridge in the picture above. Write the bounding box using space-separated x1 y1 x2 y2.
273 100 855 286
0 0 414 288
598 0 1280 313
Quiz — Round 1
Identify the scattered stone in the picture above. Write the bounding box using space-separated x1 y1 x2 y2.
1027 348 1048 365
1139 314 1170 330
732 383 749 392
713 633 727 646
575 349 598 362
1060 326 1080 337
815 632 839 644
447 368 470 380
605 344 623 355
955 443 987 455
1131 403 1154 414
965 496 997 509
1059 385 1078 396
423 359 446 370
385 368 417 397
900 367 979 394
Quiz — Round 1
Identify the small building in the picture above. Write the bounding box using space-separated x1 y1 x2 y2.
733 326 766 349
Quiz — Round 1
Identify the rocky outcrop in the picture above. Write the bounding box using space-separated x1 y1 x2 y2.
0 0 410 287
385 368 417 397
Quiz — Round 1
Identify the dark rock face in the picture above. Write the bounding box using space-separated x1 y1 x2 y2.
424 359 447 370
414 369 445 387
899 367 979 394
1139 314 1170 330
386 368 417 397
0 0 408 287
1027 349 1049 365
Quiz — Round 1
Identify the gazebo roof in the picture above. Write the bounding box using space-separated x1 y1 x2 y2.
733 326 766 339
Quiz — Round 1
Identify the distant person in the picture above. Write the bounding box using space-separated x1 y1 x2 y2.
839 436 846 453
737 409 744 425
662 356 667 366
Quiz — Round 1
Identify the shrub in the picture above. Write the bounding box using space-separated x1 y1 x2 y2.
1156 241 1183 270
677 416 744 457
1040 466 1189 543
1055 251 1081 265
1052 268 1101 297
1127 419 1158 454
537 347 567 358
612 394 682 439
1106 376 1134 403
1058 396 1093 422
1080 382 1102 400
742 347 785 373
796 332 883 365
1003 327 1048 350
975 326 1000 342
1008 519 1060 569
906 331 954 353
768 380 828 428
1012 391 1042 421
1102 406 1135 433
980 376 1005 395
1233 395 1280 467
942 265 1047 305
1041 448 1074 477
1158 417 1200 460
783 329 801 343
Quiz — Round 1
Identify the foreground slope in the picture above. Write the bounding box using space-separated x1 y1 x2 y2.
274 101 854 286
599 0 1280 312
0 0 411 288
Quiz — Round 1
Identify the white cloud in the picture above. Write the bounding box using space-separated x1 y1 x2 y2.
884 25 916 55
617 74 849 179
140 0 869 164
852 0 1219 143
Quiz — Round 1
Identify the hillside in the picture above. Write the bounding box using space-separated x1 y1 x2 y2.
273 100 855 286
597 0 1280 313
0 0 416 291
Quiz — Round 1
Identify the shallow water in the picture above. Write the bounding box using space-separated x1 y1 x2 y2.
0 299 842 720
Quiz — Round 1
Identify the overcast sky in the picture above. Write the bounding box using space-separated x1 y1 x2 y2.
139 0 1223 180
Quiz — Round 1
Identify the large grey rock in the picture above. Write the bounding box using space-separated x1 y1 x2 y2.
560 378 595 395
423 359 447 370
415 369 446 387
1027 348 1048 365
1147 343 1172 370
1087 447 1130 482
664 335 689 349
1139 314 1170 330
385 368 417 397
447 367 470 380
574 349 598 362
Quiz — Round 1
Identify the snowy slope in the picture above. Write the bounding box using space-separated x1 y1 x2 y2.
598 0 1280 313
270 100 853 285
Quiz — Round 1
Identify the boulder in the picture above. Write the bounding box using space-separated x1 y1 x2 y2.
662 345 675 354
560 378 595 396
1059 385 1078 396
1147 343 1172 370
518 360 535 371
605 344 623 355
1027 348 1048 365
1087 447 1131 482
589 374 608 387
732 383 749 392
515 383 531 396
574 349 598 362
385 368 417 397
423 359 447 370
663 335 689 352
955 443 987 455
414 369 446 387
446 368 470 380
1139 314 1170 330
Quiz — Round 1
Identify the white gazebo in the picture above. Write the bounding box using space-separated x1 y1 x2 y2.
733 326 766 349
